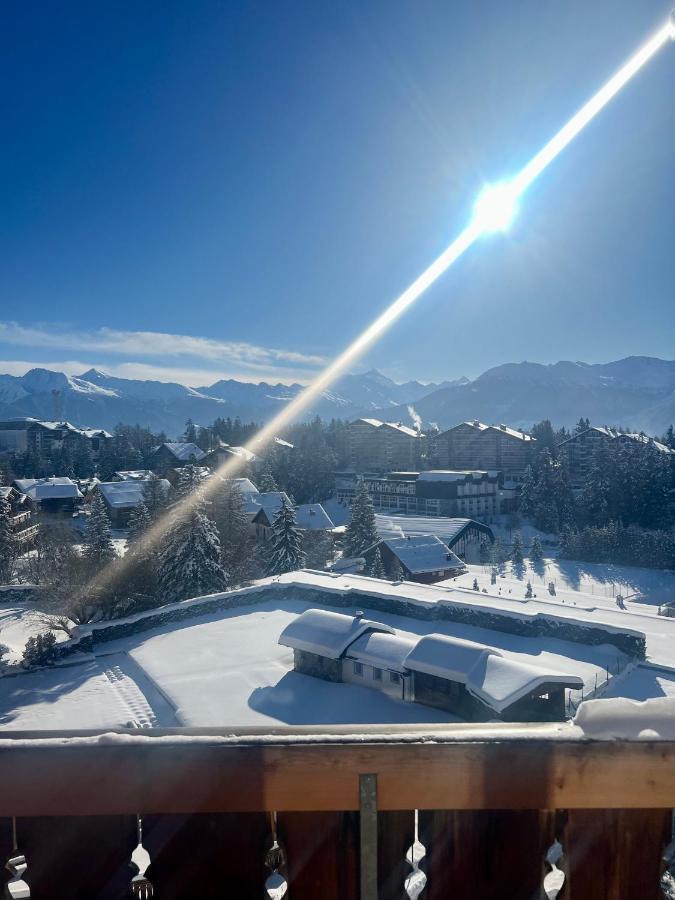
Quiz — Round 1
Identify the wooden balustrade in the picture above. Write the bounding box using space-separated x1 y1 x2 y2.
0 724 672 899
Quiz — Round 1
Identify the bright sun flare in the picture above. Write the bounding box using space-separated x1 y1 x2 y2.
472 181 520 234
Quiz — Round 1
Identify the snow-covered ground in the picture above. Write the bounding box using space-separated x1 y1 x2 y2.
448 558 675 610
0 603 71 664
0 594 626 730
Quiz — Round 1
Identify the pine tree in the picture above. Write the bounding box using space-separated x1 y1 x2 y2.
266 499 306 576
127 501 151 543
0 495 16 583
83 493 116 567
184 419 197 444
511 531 524 564
344 482 378 558
472 578 479 591
159 492 227 603
142 475 169 520
529 535 544 561
214 479 253 583
388 558 404 581
479 537 491 565
257 467 278 493
519 465 536 518
525 580 533 599
369 547 386 579
175 465 204 499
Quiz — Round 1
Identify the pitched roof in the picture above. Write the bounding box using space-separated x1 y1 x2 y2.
295 503 335 531
346 631 416 672
278 609 394 659
159 442 207 462
98 479 170 509
380 534 465 575
247 491 292 519
13 477 83 500
353 418 420 437
375 514 493 547
404 634 583 713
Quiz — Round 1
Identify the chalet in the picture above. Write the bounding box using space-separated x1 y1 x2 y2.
432 421 535 480
113 470 156 482
202 442 257 470
96 479 170 527
0 485 38 545
374 515 494 563
13 477 83 517
279 609 583 722
364 535 466 583
251 495 335 541
558 426 675 488
339 419 423 473
0 418 111 457
149 442 206 474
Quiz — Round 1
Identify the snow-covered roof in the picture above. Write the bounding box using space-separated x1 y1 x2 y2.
321 497 352 527
1 418 111 438
230 477 259 495
418 470 492 483
443 421 533 441
114 470 156 481
278 608 394 659
295 503 335 531
353 418 419 437
380 535 465 574
98 480 169 509
160 442 207 462
13 477 83 500
246 491 292 518
558 428 674 454
274 437 294 449
405 634 583 713
375 514 493 546
346 631 416 672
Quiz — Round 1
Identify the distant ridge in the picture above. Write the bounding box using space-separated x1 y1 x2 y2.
0 357 672 435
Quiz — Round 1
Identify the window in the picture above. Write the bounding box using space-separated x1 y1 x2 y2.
353 662 363 676
372 667 382 681
390 672 401 685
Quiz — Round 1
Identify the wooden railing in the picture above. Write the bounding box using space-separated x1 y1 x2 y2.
0 723 673 898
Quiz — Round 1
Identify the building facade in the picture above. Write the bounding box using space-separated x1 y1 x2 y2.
558 426 675 488
0 418 111 457
432 421 535 479
339 419 423 473
336 469 501 519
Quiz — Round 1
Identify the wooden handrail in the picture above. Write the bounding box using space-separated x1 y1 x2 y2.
0 729 673 815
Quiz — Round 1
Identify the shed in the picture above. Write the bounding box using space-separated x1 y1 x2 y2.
365 534 466 583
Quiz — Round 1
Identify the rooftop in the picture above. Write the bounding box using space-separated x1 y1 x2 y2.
379 534 465 574
13 477 83 500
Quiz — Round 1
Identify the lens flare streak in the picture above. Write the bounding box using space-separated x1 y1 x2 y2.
87 16 674 597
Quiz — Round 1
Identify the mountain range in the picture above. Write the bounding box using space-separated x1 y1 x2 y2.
0 356 673 436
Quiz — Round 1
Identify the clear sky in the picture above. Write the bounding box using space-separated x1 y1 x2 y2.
1 0 674 386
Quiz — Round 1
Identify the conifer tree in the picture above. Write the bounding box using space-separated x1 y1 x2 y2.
525 580 533 599
389 558 404 581
127 501 151 543
142 474 169 520
0 495 16 583
369 546 386 579
214 479 252 583
159 488 227 603
175 465 204 499
511 531 524 564
529 535 544 561
266 499 306 576
83 493 116 567
257 467 278 493
344 482 378 558
479 537 491 565
519 465 536 518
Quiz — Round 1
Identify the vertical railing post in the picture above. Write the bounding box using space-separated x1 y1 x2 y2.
359 774 378 900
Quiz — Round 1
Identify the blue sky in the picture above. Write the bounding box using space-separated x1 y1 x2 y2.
1 1 674 386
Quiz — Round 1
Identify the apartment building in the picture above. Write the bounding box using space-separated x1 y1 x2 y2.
432 421 535 479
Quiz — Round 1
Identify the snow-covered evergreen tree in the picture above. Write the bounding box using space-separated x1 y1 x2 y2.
519 465 536 518
142 474 168 520
344 482 378 558
257 467 278 493
388 558 404 581
525 580 533 599
174 465 204 499
368 546 386 579
529 535 544 561
0 495 16 583
83 493 116 567
511 531 524 564
214 479 253 583
127 501 151 543
266 499 306 576
479 538 491 565
159 492 227 603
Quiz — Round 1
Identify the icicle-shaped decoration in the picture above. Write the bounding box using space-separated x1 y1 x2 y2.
404 810 427 899
543 839 565 899
130 815 154 899
5 819 30 900
264 812 288 900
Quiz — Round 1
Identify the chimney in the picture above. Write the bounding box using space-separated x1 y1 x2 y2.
354 610 364 620
499 423 506 430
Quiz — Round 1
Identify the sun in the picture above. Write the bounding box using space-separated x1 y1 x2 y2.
472 181 520 234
